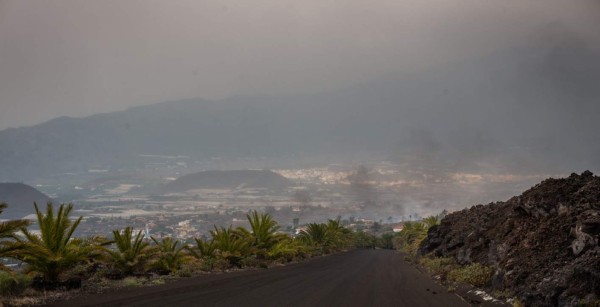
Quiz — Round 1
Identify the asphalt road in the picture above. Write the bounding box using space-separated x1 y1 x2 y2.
51 249 468 307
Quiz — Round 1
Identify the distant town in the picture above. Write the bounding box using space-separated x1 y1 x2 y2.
16 157 553 242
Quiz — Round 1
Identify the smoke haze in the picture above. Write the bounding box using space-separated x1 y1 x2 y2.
1 0 599 129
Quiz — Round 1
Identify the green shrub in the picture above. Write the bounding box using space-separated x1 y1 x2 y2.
448 263 494 287
17 203 96 283
102 227 152 276
268 239 307 262
419 256 457 277
352 231 377 249
149 237 188 274
240 255 260 268
176 258 204 277
0 271 32 296
379 233 395 249
211 257 233 271
122 276 144 287
392 221 428 258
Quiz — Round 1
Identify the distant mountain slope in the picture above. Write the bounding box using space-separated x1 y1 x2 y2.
0 183 53 219
0 24 599 181
160 170 292 193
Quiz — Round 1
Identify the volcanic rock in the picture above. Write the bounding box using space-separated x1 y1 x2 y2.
419 171 600 306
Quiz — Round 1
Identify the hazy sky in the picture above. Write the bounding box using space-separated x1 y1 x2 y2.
0 0 598 130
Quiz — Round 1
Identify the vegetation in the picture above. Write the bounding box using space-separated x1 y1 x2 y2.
267 238 309 261
418 251 495 289
393 221 429 258
0 203 30 271
447 262 494 287
15 203 96 283
149 237 188 274
352 231 379 248
0 202 384 302
297 219 353 253
0 271 31 296
207 226 249 268
189 238 216 260
381 213 495 289
419 256 457 277
379 233 395 249
245 211 282 248
422 216 440 228
102 227 151 276
298 223 329 245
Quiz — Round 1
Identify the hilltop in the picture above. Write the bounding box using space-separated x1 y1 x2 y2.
420 171 600 305
0 183 53 219
159 170 292 193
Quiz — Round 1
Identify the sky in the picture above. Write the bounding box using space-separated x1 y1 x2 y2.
0 0 599 130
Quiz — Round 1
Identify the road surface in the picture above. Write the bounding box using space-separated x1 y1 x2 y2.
50 249 469 307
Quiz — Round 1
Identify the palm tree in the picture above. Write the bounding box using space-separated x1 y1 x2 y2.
298 221 353 253
149 237 187 273
17 203 93 282
326 219 349 236
242 211 285 250
210 226 248 267
422 216 440 228
102 227 151 276
298 223 330 246
393 221 428 255
0 203 30 271
189 238 216 260
325 219 351 250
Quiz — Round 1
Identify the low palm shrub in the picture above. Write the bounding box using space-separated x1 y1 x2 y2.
189 238 216 259
268 238 308 262
243 211 286 250
149 237 189 274
17 203 95 284
298 223 329 246
102 227 152 277
174 257 205 277
0 203 30 271
0 271 32 296
298 219 356 254
210 226 249 268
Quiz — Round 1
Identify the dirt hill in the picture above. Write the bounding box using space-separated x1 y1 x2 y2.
0 183 53 219
420 171 600 306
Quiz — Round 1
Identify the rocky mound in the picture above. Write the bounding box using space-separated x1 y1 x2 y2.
420 171 600 306
0 183 53 219
160 170 292 193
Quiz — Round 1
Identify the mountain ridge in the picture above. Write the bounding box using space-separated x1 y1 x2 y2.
1 24 599 181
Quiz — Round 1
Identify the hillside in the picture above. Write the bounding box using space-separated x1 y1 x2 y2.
159 170 292 193
0 183 54 219
420 171 600 305
0 24 599 181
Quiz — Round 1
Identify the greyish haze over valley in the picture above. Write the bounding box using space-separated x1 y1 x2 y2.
1 0 599 223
